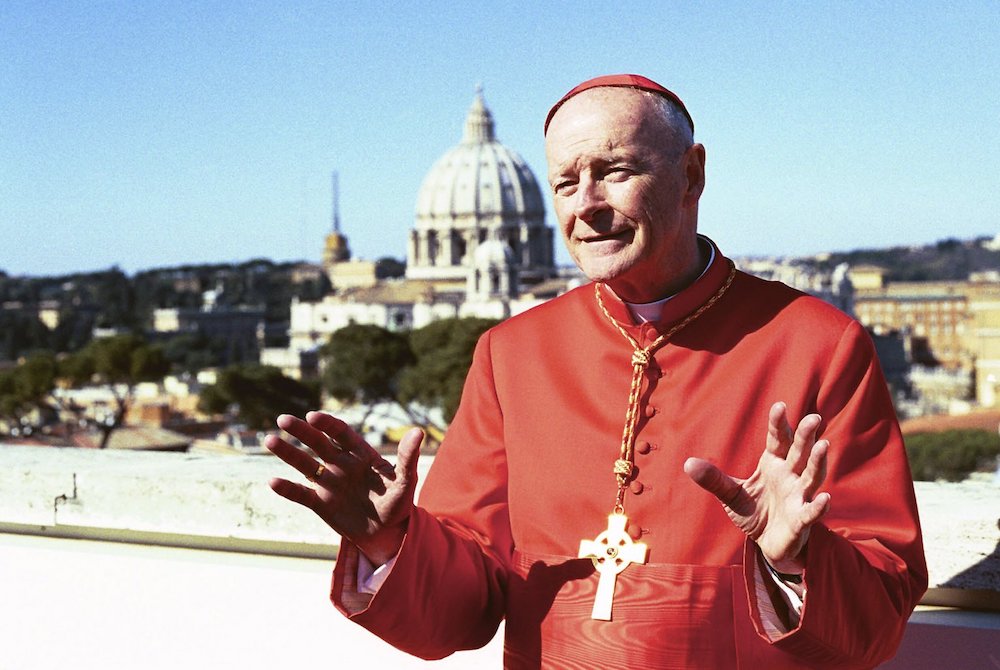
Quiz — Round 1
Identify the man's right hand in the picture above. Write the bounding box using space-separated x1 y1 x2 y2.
265 411 423 566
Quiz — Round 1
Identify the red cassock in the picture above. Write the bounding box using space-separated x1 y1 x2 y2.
332 241 927 669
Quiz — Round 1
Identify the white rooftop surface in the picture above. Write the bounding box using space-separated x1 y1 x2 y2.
0 445 500 669
1 444 997 668
1 533 503 669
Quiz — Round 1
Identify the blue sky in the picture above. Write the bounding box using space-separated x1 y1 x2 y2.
1 2 997 276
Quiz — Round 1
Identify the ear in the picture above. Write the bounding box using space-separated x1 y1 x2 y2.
682 143 706 207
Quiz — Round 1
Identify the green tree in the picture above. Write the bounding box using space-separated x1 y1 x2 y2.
0 352 58 433
61 334 170 448
51 307 96 353
199 364 319 430
0 310 51 361
905 429 1000 481
321 324 415 428
0 370 18 428
159 332 229 372
399 317 499 424
91 267 135 329
375 257 406 279
16 351 58 402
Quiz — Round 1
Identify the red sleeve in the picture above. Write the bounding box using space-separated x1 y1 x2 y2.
744 319 928 668
331 330 511 660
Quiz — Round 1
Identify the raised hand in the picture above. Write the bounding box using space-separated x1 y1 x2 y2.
265 411 423 565
683 401 831 576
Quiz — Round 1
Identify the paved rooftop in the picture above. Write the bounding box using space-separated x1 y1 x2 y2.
1 444 997 668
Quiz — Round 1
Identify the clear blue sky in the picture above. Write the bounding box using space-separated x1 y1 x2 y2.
1 2 997 277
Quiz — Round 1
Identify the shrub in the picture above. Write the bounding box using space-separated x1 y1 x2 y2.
904 429 1000 481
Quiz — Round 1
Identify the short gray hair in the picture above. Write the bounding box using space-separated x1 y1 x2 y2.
638 89 695 154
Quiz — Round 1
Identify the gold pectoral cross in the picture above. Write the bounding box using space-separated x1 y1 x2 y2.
578 512 648 621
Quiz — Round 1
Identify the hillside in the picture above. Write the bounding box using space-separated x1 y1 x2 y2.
812 236 1000 281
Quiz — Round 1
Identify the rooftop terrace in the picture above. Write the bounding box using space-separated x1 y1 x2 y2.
1 445 996 668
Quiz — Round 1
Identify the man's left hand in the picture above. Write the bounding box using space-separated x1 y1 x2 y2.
683 401 831 576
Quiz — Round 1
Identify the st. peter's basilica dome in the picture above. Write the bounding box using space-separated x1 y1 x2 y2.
406 87 554 289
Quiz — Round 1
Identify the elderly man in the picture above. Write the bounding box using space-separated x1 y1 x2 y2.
266 74 926 669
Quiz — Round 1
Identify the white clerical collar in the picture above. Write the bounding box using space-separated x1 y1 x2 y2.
624 239 716 324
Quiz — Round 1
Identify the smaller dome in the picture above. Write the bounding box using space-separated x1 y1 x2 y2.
474 239 514 267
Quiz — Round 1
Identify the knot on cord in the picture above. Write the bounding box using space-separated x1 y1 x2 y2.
614 459 634 478
631 349 650 368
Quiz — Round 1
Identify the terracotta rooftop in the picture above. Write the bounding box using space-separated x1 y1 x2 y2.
71 426 192 451
900 411 1000 436
335 280 441 305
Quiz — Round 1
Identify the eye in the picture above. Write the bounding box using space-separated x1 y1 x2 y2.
552 179 577 196
604 166 633 182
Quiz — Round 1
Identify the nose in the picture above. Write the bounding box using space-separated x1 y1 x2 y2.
573 177 607 223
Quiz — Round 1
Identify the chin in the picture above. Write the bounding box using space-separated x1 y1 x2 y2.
575 255 636 285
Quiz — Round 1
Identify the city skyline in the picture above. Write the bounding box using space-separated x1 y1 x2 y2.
2 3 998 277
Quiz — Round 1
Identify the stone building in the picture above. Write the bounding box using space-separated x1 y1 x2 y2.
853 283 970 370
852 278 1000 410
263 88 574 378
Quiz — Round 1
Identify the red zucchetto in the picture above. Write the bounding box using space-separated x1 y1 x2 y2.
544 74 694 135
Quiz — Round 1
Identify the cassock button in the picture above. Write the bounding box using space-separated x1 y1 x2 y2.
636 440 652 455
644 406 658 418
628 524 644 540
630 480 644 494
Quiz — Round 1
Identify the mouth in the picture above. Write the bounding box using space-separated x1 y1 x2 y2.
579 228 632 243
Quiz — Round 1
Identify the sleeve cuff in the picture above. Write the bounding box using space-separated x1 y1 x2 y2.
763 559 804 617
748 543 805 639
357 552 399 595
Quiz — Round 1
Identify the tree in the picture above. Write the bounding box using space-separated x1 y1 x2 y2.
159 332 229 372
905 429 1000 481
61 334 170 448
0 370 17 429
0 352 58 434
51 306 96 353
375 257 406 279
16 351 58 403
91 267 135 329
321 324 415 428
0 310 51 361
399 317 499 424
199 364 319 430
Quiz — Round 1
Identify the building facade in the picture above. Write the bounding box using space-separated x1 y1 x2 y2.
265 88 571 378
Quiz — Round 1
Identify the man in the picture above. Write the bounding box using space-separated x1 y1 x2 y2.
266 74 926 668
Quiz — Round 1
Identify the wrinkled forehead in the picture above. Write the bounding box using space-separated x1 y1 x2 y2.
544 88 666 156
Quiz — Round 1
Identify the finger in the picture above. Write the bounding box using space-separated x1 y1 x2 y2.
786 413 822 474
265 433 349 485
306 411 390 469
265 433 315 474
392 427 424 480
276 413 343 463
269 477 325 511
765 402 794 457
799 439 829 499
269 477 357 541
684 457 753 515
800 491 831 527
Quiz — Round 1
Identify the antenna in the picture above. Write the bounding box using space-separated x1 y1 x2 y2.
331 171 341 234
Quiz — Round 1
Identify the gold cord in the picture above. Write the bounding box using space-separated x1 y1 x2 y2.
595 260 737 513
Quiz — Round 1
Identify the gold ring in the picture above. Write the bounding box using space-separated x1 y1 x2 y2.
308 463 326 483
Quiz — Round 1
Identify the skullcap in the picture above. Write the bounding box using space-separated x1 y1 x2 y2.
544 74 694 135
